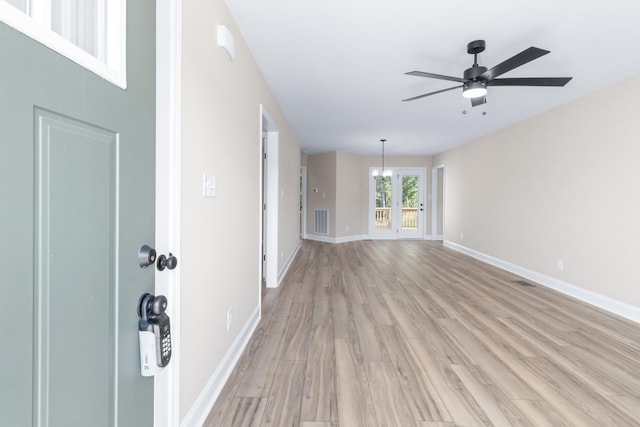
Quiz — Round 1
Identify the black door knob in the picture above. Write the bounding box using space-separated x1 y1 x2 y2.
157 253 178 271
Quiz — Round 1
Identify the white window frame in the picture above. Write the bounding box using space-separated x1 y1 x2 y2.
0 0 127 88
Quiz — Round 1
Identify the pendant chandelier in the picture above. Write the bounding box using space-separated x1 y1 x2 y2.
374 138 392 178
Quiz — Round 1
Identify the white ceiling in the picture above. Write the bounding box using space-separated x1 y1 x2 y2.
224 0 640 156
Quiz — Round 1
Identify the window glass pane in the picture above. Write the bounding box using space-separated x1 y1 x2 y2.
51 0 101 58
375 176 392 229
4 0 28 13
401 175 418 229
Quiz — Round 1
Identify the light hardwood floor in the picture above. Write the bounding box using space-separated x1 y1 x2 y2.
204 240 640 426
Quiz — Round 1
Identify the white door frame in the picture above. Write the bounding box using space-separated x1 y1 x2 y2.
155 1 181 425
300 166 307 239
368 167 426 239
261 105 279 288
431 164 445 241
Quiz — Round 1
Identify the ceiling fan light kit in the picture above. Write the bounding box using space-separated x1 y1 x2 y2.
403 39 572 107
462 81 487 98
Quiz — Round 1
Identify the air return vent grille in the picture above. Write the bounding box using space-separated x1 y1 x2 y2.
314 209 328 234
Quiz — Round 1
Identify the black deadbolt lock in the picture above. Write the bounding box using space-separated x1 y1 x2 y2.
138 245 157 268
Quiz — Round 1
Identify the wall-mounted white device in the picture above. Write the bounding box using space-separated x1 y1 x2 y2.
217 25 235 60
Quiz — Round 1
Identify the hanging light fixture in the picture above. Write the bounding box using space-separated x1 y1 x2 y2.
374 138 392 178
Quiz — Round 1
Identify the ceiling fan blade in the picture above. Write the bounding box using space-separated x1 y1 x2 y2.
488 77 572 87
402 85 462 102
406 71 466 83
481 47 549 80
471 96 486 107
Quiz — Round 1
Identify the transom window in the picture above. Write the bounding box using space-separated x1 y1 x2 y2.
0 0 126 88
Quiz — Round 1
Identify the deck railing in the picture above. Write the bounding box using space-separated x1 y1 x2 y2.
375 207 418 229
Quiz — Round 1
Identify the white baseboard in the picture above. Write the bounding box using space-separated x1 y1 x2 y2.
336 234 369 243
305 234 436 244
277 240 302 286
305 233 369 244
180 305 261 427
444 240 640 324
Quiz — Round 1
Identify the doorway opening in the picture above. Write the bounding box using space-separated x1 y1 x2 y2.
369 168 426 239
300 166 307 239
260 106 279 294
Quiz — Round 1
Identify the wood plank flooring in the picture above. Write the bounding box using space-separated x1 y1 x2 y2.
204 240 640 426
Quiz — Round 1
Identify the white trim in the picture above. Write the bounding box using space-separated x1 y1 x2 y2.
300 166 307 239
0 0 127 88
277 240 302 285
261 106 279 288
444 240 640 324
180 306 261 427
305 234 370 244
154 0 182 426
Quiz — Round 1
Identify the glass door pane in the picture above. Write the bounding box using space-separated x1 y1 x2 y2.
397 169 425 239
4 0 28 13
375 176 392 230
51 0 103 58
401 175 419 230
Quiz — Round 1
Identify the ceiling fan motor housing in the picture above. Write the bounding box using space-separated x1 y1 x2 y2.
464 65 487 80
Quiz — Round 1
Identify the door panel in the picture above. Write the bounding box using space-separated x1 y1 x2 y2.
34 110 117 426
0 2 156 425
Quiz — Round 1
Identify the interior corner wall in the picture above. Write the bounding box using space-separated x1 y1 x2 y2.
433 74 640 310
306 152 337 237
179 0 300 421
336 152 366 237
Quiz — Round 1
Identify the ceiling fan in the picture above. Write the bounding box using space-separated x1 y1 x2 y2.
403 40 572 107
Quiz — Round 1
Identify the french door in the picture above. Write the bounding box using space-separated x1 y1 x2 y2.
370 168 426 239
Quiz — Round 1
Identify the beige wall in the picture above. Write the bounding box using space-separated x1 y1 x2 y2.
306 152 337 236
336 152 366 237
434 74 640 308
279 133 303 269
180 0 300 421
